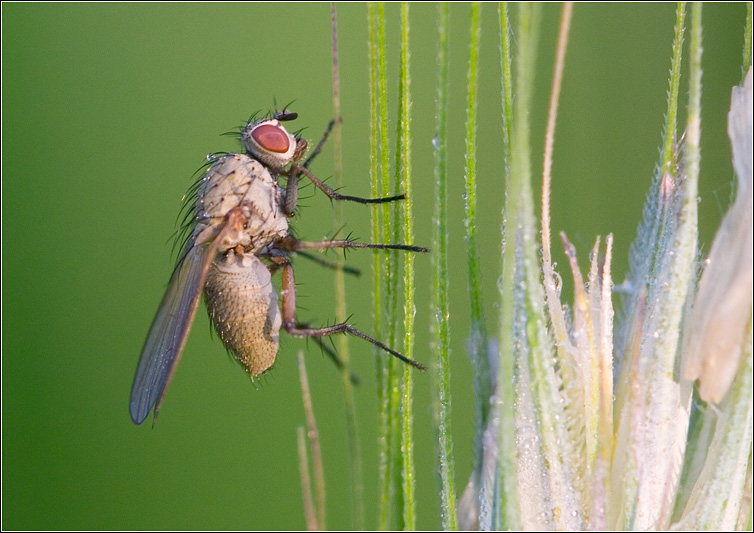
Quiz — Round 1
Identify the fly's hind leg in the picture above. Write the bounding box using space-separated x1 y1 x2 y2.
277 258 425 370
309 336 360 385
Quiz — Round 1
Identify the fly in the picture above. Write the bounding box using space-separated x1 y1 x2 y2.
129 110 427 426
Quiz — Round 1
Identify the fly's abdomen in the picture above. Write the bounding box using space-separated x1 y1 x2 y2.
204 251 282 377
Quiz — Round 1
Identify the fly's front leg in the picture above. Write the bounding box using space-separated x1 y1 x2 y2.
278 259 425 370
303 119 335 169
289 163 406 206
283 167 300 216
282 119 403 214
281 137 310 216
282 122 333 216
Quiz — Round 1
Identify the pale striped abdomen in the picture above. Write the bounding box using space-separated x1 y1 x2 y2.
205 251 281 377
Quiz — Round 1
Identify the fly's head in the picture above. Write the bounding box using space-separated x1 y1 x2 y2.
241 118 298 169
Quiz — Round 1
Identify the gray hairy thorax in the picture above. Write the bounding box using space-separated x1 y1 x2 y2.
193 153 288 256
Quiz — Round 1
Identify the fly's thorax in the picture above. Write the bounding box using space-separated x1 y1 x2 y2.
196 153 288 254
204 251 282 377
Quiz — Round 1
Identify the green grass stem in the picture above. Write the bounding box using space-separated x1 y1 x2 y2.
366 7 392 529
388 4 405 525
610 4 700 529
367 4 393 531
462 3 491 484
297 351 326 530
661 3 686 177
330 5 363 529
743 3 752 79
297 426 317 531
398 6 417 529
371 4 404 528
431 3 458 530
513 6 585 531
495 4 519 529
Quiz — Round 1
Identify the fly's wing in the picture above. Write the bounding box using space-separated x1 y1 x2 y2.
129 211 241 426
129 238 214 425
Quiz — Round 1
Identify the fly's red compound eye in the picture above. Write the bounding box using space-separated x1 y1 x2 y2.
241 118 297 168
251 124 290 154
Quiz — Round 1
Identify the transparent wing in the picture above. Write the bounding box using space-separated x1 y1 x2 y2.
129 235 217 425
129 201 248 426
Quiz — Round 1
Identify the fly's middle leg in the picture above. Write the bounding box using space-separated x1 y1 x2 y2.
278 235 429 254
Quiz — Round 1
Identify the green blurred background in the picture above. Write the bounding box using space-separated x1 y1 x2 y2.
2 3 747 530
